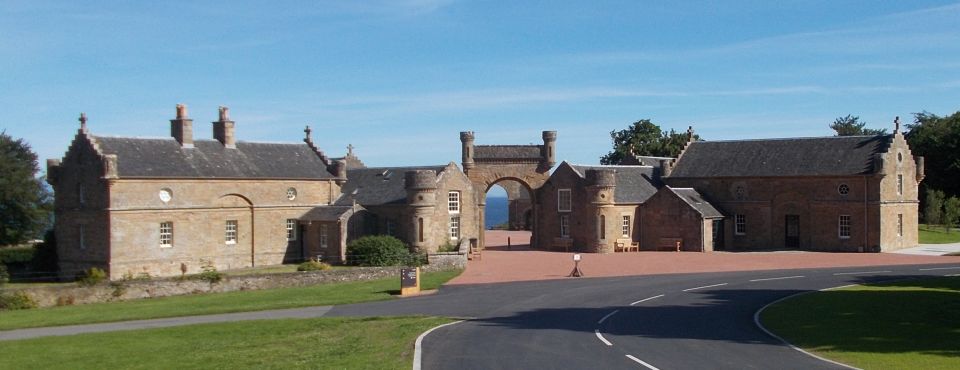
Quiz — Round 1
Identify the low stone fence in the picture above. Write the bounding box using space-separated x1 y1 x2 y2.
6 259 465 309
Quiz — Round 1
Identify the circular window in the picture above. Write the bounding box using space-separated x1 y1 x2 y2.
838 184 850 195
158 188 172 203
286 188 297 200
735 185 745 200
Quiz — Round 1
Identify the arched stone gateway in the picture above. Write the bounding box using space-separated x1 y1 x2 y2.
460 130 556 249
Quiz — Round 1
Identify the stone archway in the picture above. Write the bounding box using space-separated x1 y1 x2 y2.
459 130 557 248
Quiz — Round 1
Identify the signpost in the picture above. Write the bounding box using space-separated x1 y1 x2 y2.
400 267 420 296
568 254 583 277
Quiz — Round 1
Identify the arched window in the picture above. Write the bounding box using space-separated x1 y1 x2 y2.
418 218 424 243
599 215 606 240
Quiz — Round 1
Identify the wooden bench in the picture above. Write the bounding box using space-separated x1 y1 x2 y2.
657 238 682 252
553 237 573 252
615 238 639 252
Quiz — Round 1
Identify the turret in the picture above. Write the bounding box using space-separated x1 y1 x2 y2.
213 106 236 149
170 104 194 148
542 131 557 168
405 170 438 251
331 159 347 185
586 168 617 253
460 131 475 172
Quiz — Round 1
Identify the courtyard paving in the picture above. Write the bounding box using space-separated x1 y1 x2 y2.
449 230 960 285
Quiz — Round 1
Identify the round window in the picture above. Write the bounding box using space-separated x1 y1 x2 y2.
838 184 850 195
735 185 745 199
286 188 297 200
159 188 172 203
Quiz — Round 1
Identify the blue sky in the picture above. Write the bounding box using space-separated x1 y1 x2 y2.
3 0 960 181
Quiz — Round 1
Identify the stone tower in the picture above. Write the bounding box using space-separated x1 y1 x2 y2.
460 131 475 173
405 170 438 252
542 131 557 169
586 168 617 253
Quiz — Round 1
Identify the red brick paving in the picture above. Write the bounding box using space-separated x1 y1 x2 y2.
448 230 960 285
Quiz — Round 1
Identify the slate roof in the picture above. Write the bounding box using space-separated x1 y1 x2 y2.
669 135 891 178
669 187 723 218
336 166 445 206
301 205 359 222
569 164 660 204
93 137 335 179
474 145 542 160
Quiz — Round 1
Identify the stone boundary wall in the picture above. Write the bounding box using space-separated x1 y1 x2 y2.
5 258 465 309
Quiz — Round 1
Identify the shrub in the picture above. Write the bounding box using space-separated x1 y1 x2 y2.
0 263 8 287
297 260 332 272
195 260 224 283
0 291 37 310
0 246 35 265
347 236 413 266
77 267 107 286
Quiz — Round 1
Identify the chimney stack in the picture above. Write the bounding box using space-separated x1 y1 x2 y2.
170 104 194 148
213 106 236 149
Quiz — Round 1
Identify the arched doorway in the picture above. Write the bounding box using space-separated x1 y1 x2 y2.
484 178 536 250
459 130 557 249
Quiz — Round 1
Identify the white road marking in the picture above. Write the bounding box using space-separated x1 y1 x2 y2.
594 329 613 346
945 274 960 277
749 275 805 282
598 309 620 325
625 354 661 370
630 294 665 306
832 270 892 276
413 320 464 370
682 283 728 292
919 266 960 271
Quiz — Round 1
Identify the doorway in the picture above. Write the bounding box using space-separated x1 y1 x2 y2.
785 215 800 249
712 219 724 251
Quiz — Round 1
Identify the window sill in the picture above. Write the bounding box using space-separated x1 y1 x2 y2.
225 241 237 245
160 244 173 248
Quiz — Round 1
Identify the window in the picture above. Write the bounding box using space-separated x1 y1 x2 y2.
386 220 396 236
838 184 849 195
560 215 570 238
449 216 461 239
225 220 238 244
838 215 851 239
897 174 903 195
159 188 172 203
160 222 173 247
599 215 606 240
418 218 424 243
286 219 297 241
897 214 903 236
734 185 745 200
320 224 328 248
286 187 297 200
622 215 631 237
78 184 85 206
448 191 460 213
735 214 746 235
558 189 572 212
79 225 86 250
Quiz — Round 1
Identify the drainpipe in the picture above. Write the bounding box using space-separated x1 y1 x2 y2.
863 176 868 252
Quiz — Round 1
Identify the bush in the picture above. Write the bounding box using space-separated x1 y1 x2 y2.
77 267 107 286
297 260 332 272
0 263 8 286
0 291 37 310
0 246 35 265
347 236 414 266
195 260 224 283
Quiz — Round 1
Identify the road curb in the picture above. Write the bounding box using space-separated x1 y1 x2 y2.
413 320 464 370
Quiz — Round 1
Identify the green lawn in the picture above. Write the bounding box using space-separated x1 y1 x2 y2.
919 224 960 244
0 269 461 331
0 316 453 370
761 276 960 370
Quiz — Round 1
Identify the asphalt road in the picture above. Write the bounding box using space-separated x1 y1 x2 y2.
324 263 960 370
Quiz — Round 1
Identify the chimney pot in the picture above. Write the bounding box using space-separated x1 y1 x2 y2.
213 105 236 148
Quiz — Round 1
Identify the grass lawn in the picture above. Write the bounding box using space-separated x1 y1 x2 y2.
919 224 960 244
761 276 960 370
0 269 461 331
0 316 453 370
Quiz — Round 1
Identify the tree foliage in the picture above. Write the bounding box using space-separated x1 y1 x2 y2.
906 111 960 199
0 132 52 246
924 188 944 226
600 119 700 165
829 115 887 136
944 197 960 234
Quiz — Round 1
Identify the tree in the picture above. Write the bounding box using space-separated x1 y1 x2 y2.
944 197 960 234
0 132 52 246
924 188 944 227
906 111 960 199
829 115 887 136
600 119 700 164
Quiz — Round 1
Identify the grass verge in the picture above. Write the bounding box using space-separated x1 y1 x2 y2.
0 316 453 370
0 269 461 331
919 224 960 244
761 276 960 369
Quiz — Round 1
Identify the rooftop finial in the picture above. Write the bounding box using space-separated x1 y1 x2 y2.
218 106 230 121
347 144 354 156
687 125 694 140
176 104 188 119
894 116 901 133
79 112 87 130
304 125 312 141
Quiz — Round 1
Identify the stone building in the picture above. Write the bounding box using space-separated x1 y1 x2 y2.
46 105 351 279
336 162 479 255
